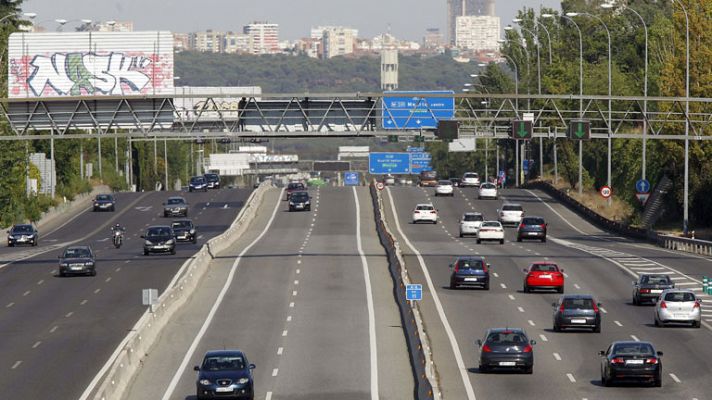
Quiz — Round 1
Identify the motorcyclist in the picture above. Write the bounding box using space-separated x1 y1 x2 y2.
111 224 125 246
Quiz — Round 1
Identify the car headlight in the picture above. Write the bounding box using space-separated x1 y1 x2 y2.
289 202 295 206
305 201 310 205
60 263 68 267
145 240 153 246
85 262 94 266
189 229 195 234
166 239 175 245
199 379 211 385
237 378 249 385
94 203 99 206
8 235 15 239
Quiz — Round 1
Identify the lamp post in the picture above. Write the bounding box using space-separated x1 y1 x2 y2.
500 32 530 110
669 0 690 235
544 13 584 195
499 52 521 187
569 12 612 205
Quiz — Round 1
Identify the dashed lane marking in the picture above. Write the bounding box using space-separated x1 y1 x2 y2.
49 326 58 333
553 353 562 361
528 320 536 326
517 307 525 313
23 291 30 296
32 341 41 349
614 321 623 327
289 302 294 308
631 335 640 342
80 299 88 305
6 302 14 308
286 316 292 322
566 373 576 383
669 373 681 383
11 361 22 369
277 347 283 355
508 294 515 300
500 283 507 289
539 334 548 342
272 368 279 377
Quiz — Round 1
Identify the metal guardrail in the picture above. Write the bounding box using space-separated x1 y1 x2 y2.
369 182 438 400
658 235 712 257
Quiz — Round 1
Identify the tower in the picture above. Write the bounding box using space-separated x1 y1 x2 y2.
447 0 495 44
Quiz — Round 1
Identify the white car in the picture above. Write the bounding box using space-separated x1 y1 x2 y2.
478 183 498 200
434 180 454 197
654 289 701 328
461 172 481 188
384 175 396 186
477 221 505 244
498 204 524 226
459 212 484 237
412 204 438 224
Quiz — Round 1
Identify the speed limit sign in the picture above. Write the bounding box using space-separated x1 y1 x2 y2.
599 185 612 199
376 182 385 191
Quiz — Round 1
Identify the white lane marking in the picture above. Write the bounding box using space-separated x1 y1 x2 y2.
500 283 507 289
124 260 131 264
566 373 576 383
277 347 283 355
297 260 302 264
272 368 279 377
574 284 581 290
508 294 516 301
296 269 300 274
105 277 112 283
669 373 681 383
674 282 698 286
80 299 88 305
385 187 477 400
492 272 499 278
49 326 58 333
631 335 640 342
65 312 74 318
5 302 13 308
115 267 121 272
289 302 295 308
528 320 536 326
539 334 548 342
553 353 562 361
94 288 101 294
294 280 299 285
158 188 284 400
599 307 608 314
23 291 30 296
11 361 22 369
37 280 44 285
614 321 623 327
292 291 297 296
517 307 525 313
32 341 41 349
352 187 380 400
286 316 292 322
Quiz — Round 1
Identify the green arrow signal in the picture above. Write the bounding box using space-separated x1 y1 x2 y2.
517 122 529 138
575 122 585 138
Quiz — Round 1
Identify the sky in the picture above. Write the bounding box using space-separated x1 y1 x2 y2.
24 0 562 41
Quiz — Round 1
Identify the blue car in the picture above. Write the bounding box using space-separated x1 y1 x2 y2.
194 350 255 400
189 176 208 192
449 256 490 290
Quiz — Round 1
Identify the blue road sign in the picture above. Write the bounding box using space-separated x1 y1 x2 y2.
406 284 423 301
410 152 432 174
382 91 455 129
407 146 425 153
636 179 651 194
344 171 360 186
369 152 411 174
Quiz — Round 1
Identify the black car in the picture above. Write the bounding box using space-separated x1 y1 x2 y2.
205 173 221 189
92 194 116 212
142 225 176 255
194 350 255 400
516 216 547 242
477 328 535 374
286 182 306 200
632 274 675 305
163 196 189 217
553 294 602 332
449 257 490 290
600 341 663 387
189 176 208 192
7 224 38 247
58 245 96 277
288 191 311 212
449 177 462 187
172 219 197 244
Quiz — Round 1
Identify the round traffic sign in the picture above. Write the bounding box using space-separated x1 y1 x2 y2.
376 182 385 191
600 185 613 199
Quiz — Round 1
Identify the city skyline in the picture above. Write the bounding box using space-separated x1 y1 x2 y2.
25 0 561 41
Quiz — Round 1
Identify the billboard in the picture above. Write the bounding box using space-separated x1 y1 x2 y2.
173 86 262 121
8 31 174 98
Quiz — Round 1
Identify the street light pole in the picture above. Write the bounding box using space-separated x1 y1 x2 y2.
515 24 544 179
500 53 520 186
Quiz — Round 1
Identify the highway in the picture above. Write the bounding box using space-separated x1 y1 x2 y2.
122 186 413 400
382 185 712 400
0 188 251 400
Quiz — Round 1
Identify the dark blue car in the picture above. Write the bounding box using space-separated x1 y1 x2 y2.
449 256 490 290
194 350 255 400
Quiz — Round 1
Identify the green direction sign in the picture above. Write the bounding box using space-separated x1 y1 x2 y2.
510 120 533 140
568 119 591 140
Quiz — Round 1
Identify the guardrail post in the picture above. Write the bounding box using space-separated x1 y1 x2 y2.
704 277 708 294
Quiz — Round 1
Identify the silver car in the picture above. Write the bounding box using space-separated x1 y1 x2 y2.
498 204 524 226
654 289 701 328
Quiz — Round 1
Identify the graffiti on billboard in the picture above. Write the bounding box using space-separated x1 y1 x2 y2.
9 51 172 97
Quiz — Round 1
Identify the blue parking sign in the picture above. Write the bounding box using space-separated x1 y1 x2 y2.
406 284 423 301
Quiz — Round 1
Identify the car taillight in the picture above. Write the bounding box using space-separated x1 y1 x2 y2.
559 303 565 313
660 301 667 309
611 357 625 365
518 223 525 230
482 264 488 273
645 357 659 365
539 224 546 230
454 263 459 273
481 344 492 353
640 289 650 294
414 210 420 214
592 302 599 313
523 344 532 353
693 301 701 309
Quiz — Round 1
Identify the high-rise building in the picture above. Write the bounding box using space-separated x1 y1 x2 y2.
190 30 223 53
455 15 500 51
173 33 191 51
243 22 280 54
381 48 398 91
423 28 445 49
321 26 357 59
447 0 495 44
224 31 252 54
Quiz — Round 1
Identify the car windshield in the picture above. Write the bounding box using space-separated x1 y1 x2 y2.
486 331 527 345
96 195 111 201
147 228 171 237
502 205 523 212
612 343 654 356
480 183 495 189
464 173 478 178
664 292 695 302
457 259 484 270
562 298 594 309
205 174 219 182
463 214 483 222
522 218 544 225
64 248 91 258
202 356 245 371
438 180 452 186
481 222 500 228
292 193 309 201
416 205 434 211
288 183 305 190
420 171 436 179
530 263 559 272
12 225 33 233
167 198 184 205
641 275 671 285
190 177 205 183
172 222 191 229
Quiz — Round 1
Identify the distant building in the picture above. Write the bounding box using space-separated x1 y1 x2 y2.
224 31 252 54
455 15 500 51
191 30 223 53
381 48 398 91
447 0 495 45
96 21 133 32
243 22 279 54
173 33 191 51
321 26 357 59
423 28 444 49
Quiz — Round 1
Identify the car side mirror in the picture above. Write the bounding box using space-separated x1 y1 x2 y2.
496 209 499 213
632 281 637 286
530 340 536 345
523 268 528 273
57 255 61 259
193 365 200 371
657 351 663 357
476 339 482 346
249 363 256 369
140 235 146 239
486 263 491 267
599 351 606 356
448 264 453 269
560 268 564 272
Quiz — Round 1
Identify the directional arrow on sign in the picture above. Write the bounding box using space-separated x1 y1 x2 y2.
575 122 586 138
517 122 528 138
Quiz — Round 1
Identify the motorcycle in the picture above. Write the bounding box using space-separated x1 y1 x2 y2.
113 230 123 248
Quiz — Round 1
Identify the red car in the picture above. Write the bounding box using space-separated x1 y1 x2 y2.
523 262 564 293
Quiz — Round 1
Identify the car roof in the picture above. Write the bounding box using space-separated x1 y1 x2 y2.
487 327 526 334
463 212 482 216
531 261 557 265
661 288 695 294
66 245 91 250
147 225 172 230
167 196 186 201
204 350 245 358
503 203 522 207
415 203 434 207
172 219 192 223
13 224 34 228
560 294 594 299
611 340 654 347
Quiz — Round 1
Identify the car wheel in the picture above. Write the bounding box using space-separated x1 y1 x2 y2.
602 374 611 387
541 237 546 243
553 323 561 332
432 220 437 224
450 281 456 290
499 239 504 245
90 270 97 277
144 250 149 256
654 375 662 387
33 241 37 247
476 239 481 244
164 213 169 218
192 238 197 244
170 248 176 255
58 271 65 277
633 296 639 306
8 243 13 247
557 286 564 294
459 233 463 238
523 285 529 293
478 196 482 200
593 323 601 333
517 237 522 242
479 364 489 373
693 320 701 328
654 316 660 327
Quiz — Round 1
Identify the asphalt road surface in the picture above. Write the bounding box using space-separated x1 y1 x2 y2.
0 188 251 400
